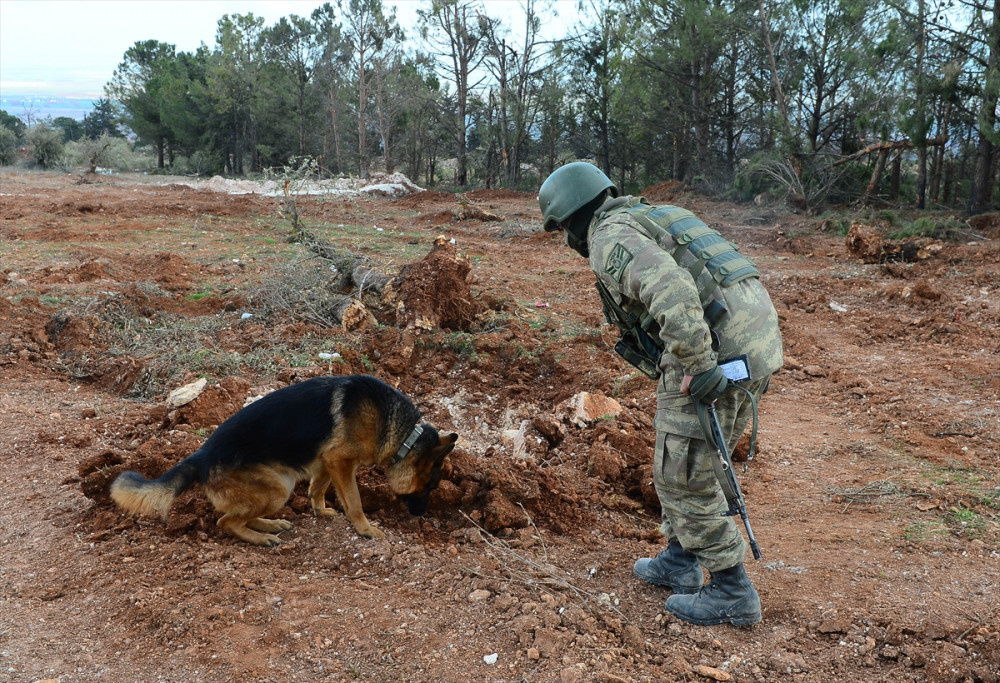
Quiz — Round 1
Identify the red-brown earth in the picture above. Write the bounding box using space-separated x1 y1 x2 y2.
1 170 998 682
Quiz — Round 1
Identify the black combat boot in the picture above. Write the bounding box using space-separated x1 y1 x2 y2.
664 563 761 626
632 539 703 594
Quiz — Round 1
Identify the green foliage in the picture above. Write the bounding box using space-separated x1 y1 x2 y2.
26 122 65 168
64 133 137 171
0 110 27 141
52 116 84 143
83 99 123 139
0 125 18 165
888 215 968 240
84 0 999 212
874 209 899 226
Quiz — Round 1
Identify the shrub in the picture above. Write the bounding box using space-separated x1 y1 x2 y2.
26 122 65 168
0 125 18 166
64 133 136 172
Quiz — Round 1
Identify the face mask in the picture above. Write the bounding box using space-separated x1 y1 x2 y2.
564 221 590 258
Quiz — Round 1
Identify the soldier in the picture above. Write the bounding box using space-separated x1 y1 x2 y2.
537 162 783 626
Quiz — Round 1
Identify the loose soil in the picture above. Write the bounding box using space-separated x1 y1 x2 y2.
1 171 998 682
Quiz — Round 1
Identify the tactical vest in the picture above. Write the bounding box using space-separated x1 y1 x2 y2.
593 197 760 378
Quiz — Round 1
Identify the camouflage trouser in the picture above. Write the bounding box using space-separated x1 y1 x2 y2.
653 374 771 573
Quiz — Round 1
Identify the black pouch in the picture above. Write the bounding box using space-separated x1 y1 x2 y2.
614 334 661 380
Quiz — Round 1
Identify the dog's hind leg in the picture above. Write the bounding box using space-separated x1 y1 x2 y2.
247 518 294 533
218 514 284 547
207 466 297 546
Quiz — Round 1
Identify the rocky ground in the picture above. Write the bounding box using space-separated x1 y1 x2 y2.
1 170 998 682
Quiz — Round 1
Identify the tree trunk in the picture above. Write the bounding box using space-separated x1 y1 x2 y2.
864 148 890 204
968 0 1000 215
890 154 901 200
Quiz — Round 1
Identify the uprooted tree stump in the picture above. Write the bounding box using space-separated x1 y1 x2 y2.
277 228 483 332
385 235 485 331
845 222 943 264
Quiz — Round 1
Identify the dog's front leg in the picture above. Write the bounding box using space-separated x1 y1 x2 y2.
329 461 385 539
308 470 336 517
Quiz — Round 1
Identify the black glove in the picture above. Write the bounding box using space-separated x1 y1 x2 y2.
688 366 729 404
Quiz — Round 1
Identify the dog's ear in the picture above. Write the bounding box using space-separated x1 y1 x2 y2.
435 432 458 459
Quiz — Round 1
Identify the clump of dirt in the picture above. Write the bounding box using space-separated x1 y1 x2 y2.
424 203 503 225
390 236 484 331
846 222 944 263
45 310 99 352
0 295 56 362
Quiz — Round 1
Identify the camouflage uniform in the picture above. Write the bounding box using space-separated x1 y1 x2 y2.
588 197 783 572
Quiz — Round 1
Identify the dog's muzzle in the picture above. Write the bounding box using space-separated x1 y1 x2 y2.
401 493 430 516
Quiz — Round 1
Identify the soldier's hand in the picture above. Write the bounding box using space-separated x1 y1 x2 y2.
687 366 728 404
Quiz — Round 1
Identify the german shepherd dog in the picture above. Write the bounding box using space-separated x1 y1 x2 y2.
110 375 458 546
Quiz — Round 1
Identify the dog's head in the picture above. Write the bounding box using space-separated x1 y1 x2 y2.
388 425 458 516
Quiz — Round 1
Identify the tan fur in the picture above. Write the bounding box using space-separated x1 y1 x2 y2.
204 465 300 547
110 476 175 521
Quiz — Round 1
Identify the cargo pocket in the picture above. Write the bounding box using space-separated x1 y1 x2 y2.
654 394 704 441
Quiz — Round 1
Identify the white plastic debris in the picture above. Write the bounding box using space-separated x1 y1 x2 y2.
318 352 342 360
449 237 456 244
483 653 498 665
829 301 847 313
240 313 253 319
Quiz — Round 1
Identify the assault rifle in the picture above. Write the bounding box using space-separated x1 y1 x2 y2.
701 400 762 560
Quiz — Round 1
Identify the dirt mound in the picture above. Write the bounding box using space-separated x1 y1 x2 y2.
166 376 254 429
642 179 686 203
392 189 455 208
465 189 534 201
392 236 485 331
969 212 1000 238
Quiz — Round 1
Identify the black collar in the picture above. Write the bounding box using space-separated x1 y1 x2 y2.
389 424 423 466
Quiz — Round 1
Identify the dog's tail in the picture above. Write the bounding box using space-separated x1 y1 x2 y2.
110 453 203 521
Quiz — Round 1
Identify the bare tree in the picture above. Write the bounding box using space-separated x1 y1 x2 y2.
339 0 403 178
419 0 488 186
480 0 554 186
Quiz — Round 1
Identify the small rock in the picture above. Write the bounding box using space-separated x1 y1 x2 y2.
693 665 732 681
622 625 644 650
559 667 583 683
468 589 491 602
166 378 207 409
802 365 827 378
532 413 565 444
558 392 624 427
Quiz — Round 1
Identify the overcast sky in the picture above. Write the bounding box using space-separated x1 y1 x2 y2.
0 0 580 99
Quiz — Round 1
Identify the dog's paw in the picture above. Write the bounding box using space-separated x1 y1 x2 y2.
312 506 337 518
359 527 386 540
256 534 282 547
273 519 294 531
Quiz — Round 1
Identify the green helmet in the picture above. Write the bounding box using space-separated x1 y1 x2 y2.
538 162 617 232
